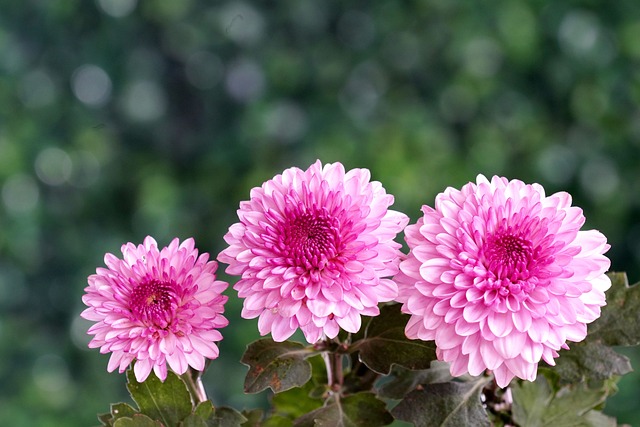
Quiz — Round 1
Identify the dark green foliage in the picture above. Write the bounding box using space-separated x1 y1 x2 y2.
100 369 246 427
511 375 618 427
293 392 393 427
126 369 193 426
241 339 317 393
377 362 454 399
551 273 638 384
588 272 640 347
353 304 437 375
391 378 491 427
113 414 163 427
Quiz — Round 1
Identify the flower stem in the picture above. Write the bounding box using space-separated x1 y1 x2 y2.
181 368 208 406
323 348 344 393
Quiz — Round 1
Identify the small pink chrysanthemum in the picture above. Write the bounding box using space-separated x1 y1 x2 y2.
218 160 409 343
81 236 229 382
395 175 611 387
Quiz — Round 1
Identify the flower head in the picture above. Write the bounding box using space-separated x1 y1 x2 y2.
395 175 611 387
218 160 409 343
81 236 229 382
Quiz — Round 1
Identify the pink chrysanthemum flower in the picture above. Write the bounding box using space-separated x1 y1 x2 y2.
81 236 229 382
395 175 611 387
218 160 409 343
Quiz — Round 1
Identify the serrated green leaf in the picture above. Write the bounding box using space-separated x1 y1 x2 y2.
589 272 640 346
269 354 325 422
181 403 246 427
544 272 637 386
511 375 613 427
552 340 632 384
353 304 437 374
271 379 324 420
112 403 139 420
113 414 163 427
293 392 393 427
181 401 215 427
99 400 139 426
378 361 454 399
98 412 114 427
391 378 490 427
181 413 209 427
213 407 247 427
241 409 264 427
241 339 316 393
126 368 193 425
193 401 215 419
239 410 291 427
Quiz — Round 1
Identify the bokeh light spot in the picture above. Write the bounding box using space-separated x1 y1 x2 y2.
35 147 73 186
225 58 265 103
70 314 93 350
2 174 39 215
185 51 224 90
220 2 265 46
18 69 57 109
264 100 308 143
97 0 137 18
536 144 578 185
463 37 503 78
71 64 112 107
32 354 75 408
121 80 167 121
579 156 620 201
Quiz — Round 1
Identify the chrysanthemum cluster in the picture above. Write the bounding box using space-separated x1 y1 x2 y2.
395 175 611 387
218 160 409 343
81 236 228 382
82 165 611 389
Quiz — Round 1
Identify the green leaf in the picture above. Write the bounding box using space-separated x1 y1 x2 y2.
98 412 114 427
241 409 265 427
113 414 164 427
546 272 636 385
194 401 215 419
377 361 454 399
181 402 246 427
99 401 139 426
551 340 632 384
588 272 640 346
353 304 437 374
293 392 393 427
262 416 294 427
213 408 248 427
511 375 614 427
241 339 316 393
126 368 193 425
238 410 293 427
271 379 324 420
391 378 491 427
112 403 139 420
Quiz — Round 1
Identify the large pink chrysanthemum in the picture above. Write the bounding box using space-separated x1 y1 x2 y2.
218 160 409 343
395 175 611 387
81 236 229 382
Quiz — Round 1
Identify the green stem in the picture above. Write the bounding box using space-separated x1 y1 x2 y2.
181 368 208 406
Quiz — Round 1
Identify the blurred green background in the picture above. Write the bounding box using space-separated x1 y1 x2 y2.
1 0 640 425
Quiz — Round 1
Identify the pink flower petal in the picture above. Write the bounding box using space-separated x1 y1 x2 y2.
82 236 228 381
217 161 408 344
395 175 610 387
